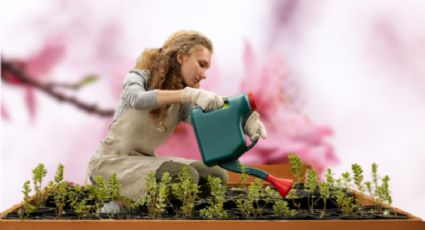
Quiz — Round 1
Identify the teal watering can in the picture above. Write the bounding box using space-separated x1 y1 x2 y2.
191 92 293 197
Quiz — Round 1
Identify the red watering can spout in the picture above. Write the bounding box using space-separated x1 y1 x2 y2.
247 92 257 111
266 174 293 197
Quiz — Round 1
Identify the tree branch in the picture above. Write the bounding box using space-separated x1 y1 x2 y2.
1 59 114 117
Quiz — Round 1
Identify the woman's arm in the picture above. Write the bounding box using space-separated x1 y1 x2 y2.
123 70 222 111
156 90 184 106
123 71 183 110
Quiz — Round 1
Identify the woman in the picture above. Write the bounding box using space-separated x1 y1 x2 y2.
87 30 267 200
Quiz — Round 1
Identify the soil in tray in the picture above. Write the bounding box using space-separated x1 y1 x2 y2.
2 186 408 220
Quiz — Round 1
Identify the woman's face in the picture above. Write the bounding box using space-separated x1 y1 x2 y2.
178 45 211 88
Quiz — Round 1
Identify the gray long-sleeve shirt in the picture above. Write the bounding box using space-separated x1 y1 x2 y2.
112 69 191 123
87 69 194 199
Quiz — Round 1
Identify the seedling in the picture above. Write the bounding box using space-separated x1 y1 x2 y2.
351 164 364 192
377 175 392 205
247 178 266 216
171 166 199 218
18 180 36 218
285 188 301 210
370 163 392 205
52 164 66 217
364 163 392 214
274 200 296 217
265 186 296 217
288 153 305 184
325 168 335 188
68 184 92 219
107 173 122 202
73 198 93 219
200 176 228 219
304 168 318 213
236 182 256 217
319 181 330 218
54 182 67 217
341 171 352 189
334 172 356 216
372 163 378 192
335 189 355 216
7 161 401 220
143 171 171 219
90 176 111 216
239 162 249 189
32 163 47 207
235 164 266 217
54 163 64 184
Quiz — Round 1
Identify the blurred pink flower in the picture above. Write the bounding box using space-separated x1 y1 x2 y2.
2 36 66 121
1 103 10 121
157 42 338 174
239 42 338 174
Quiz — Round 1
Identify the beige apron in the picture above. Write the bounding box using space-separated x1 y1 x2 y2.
87 104 194 200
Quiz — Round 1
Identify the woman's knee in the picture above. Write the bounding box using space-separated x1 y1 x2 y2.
190 161 228 185
155 161 199 184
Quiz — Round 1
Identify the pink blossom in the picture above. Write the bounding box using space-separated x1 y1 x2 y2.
2 36 66 121
1 103 10 121
239 42 338 174
157 42 338 175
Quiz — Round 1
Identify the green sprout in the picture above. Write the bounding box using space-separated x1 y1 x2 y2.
285 188 301 210
334 171 357 215
236 178 265 218
54 164 64 184
200 176 228 219
325 168 335 188
235 162 254 217
372 163 378 192
11 161 398 220
378 175 392 205
351 164 364 192
319 181 330 218
18 180 36 218
73 198 92 219
32 163 47 207
248 178 265 216
107 173 122 201
340 171 352 189
90 176 111 217
304 168 318 213
171 166 199 218
54 182 67 218
364 163 393 213
68 184 93 219
265 186 296 217
144 171 171 219
274 200 296 217
370 169 392 207
239 162 249 189
335 189 355 216
288 153 305 184
52 164 67 217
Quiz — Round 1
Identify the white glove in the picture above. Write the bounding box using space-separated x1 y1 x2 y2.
182 87 224 112
244 111 267 140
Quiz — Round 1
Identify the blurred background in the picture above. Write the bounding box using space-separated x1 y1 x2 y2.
1 0 425 218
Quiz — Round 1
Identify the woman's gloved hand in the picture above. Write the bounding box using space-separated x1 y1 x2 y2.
182 87 224 112
244 111 267 141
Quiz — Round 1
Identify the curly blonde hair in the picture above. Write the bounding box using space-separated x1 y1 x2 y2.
134 30 213 124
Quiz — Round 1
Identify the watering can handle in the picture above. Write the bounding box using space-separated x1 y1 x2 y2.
244 137 258 152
